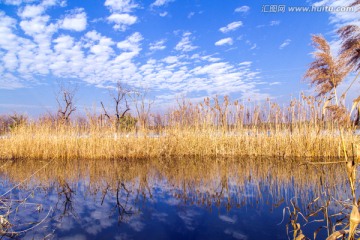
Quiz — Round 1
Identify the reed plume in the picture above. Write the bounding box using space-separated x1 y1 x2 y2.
304 35 350 97
337 0 360 71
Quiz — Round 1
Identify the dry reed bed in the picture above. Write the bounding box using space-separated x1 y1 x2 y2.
0 123 358 160
0 95 359 160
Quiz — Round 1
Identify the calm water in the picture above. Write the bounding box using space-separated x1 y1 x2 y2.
0 158 353 239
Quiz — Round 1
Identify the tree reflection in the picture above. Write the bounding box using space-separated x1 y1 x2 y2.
112 181 134 224
56 178 77 220
0 157 351 239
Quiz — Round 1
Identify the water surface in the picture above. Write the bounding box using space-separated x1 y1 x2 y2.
0 157 353 239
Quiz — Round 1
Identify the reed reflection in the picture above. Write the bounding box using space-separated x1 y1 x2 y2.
0 157 352 239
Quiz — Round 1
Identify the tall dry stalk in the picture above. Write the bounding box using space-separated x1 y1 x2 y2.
130 88 154 130
304 9 360 237
304 34 351 164
337 1 360 126
337 2 360 238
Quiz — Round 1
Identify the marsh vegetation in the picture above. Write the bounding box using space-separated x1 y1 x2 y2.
0 92 359 160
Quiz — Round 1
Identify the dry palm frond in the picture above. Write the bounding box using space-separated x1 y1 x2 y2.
304 35 350 96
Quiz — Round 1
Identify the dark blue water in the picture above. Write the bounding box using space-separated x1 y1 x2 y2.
0 158 350 240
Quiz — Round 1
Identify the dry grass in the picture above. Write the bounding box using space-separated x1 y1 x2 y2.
0 95 359 160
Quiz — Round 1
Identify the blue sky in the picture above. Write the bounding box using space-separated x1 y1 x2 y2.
0 0 358 116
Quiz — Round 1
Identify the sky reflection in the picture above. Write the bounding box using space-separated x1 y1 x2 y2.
0 157 351 239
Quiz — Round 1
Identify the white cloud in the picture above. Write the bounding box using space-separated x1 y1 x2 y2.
17 0 65 19
18 5 45 18
114 32 142 64
42 0 66 7
3 0 23 5
279 39 291 49
270 20 280 26
219 21 243 33
0 73 24 89
104 0 138 30
159 11 168 17
107 13 137 31
51 35 84 75
215 37 233 46
235 6 250 13
138 54 264 101
104 0 138 13
60 9 87 32
200 55 221 63
89 36 114 56
175 32 198 52
307 0 359 65
3 0 35 5
192 62 231 75
151 0 174 7
163 56 177 64
269 81 281 86
84 30 101 41
149 39 166 51
3 52 18 71
187 12 195 19
0 11 19 52
257 20 281 28
0 4 268 103
17 2 61 38
117 32 143 52
313 0 359 26
20 15 53 35
16 11 57 76
239 61 252 67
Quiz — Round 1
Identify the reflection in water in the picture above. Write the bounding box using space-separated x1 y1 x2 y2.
0 157 353 239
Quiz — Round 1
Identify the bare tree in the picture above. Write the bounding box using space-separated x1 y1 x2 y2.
56 83 77 122
101 81 131 130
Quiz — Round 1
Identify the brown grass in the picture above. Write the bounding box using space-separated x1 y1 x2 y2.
0 95 358 160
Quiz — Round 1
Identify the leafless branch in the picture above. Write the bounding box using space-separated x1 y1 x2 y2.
56 83 77 122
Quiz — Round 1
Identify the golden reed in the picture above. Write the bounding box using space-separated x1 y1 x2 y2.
0 95 358 160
